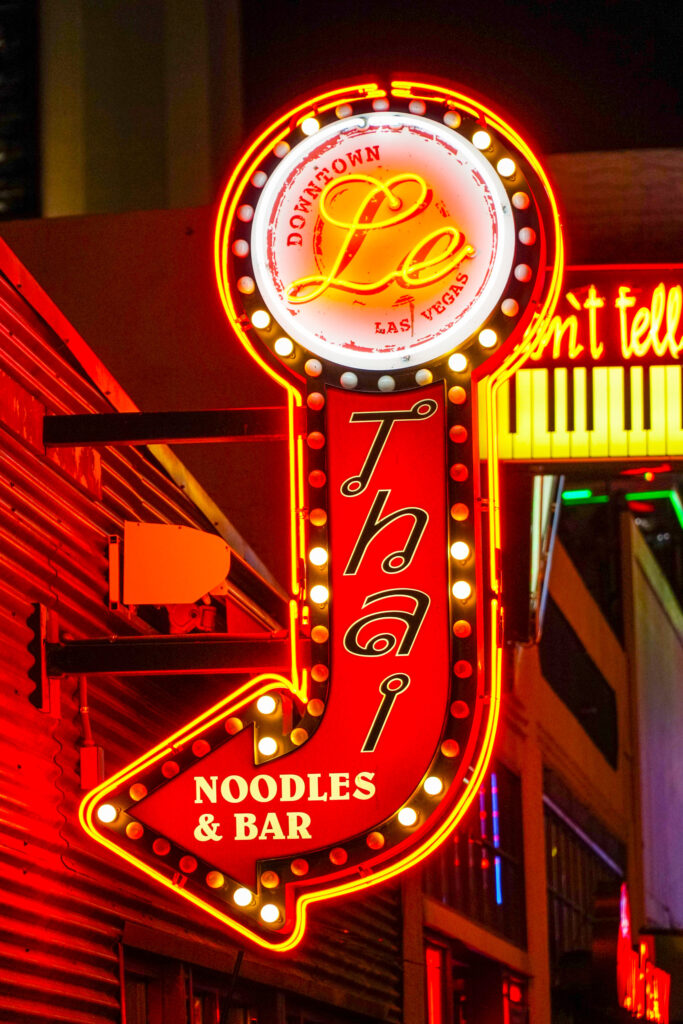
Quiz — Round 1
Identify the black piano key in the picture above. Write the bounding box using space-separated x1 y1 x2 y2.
624 367 632 432
567 370 575 432
509 374 517 434
586 369 594 432
643 365 651 431
548 369 556 432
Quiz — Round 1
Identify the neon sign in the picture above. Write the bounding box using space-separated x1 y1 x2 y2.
483 266 683 462
249 105 524 373
528 274 683 366
617 885 671 1023
80 79 563 950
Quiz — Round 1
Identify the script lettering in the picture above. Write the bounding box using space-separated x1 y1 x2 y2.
341 399 438 497
344 489 428 575
343 589 430 657
286 173 473 304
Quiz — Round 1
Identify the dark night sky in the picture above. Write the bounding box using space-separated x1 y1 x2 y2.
242 0 681 153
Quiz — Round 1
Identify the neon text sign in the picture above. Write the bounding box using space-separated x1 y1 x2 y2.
529 276 683 366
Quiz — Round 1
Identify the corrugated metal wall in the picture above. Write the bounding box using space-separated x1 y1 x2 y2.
0 270 402 1023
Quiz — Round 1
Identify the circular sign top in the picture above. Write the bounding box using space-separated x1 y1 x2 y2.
216 81 561 390
251 112 514 371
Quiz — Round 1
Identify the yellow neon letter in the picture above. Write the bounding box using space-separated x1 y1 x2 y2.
286 173 472 303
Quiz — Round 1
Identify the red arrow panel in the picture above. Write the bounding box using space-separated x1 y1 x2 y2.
128 385 449 887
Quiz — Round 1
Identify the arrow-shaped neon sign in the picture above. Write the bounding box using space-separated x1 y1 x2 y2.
79 78 563 951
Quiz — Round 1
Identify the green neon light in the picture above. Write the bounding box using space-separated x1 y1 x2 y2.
562 492 608 505
671 491 683 531
625 490 669 501
562 489 593 501
626 490 683 531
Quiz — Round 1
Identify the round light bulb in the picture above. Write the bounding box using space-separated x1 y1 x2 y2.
450 541 470 561
233 887 253 907
274 337 294 357
97 803 117 824
424 776 444 796
479 329 497 349
448 353 468 372
472 130 491 150
497 157 516 178
256 695 277 715
452 580 472 600
309 546 328 566
304 358 323 377
251 309 270 329
398 807 418 827
310 584 329 605
301 116 320 136
260 903 281 923
258 737 278 757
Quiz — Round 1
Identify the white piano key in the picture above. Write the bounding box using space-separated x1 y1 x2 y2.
570 367 590 459
589 366 609 458
627 365 648 457
665 365 683 456
530 368 552 459
607 366 628 457
550 367 571 460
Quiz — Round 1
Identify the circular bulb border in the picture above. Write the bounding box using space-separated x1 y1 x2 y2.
217 84 549 393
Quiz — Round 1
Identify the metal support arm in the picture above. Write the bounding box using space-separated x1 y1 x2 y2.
43 408 292 447
46 633 298 677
